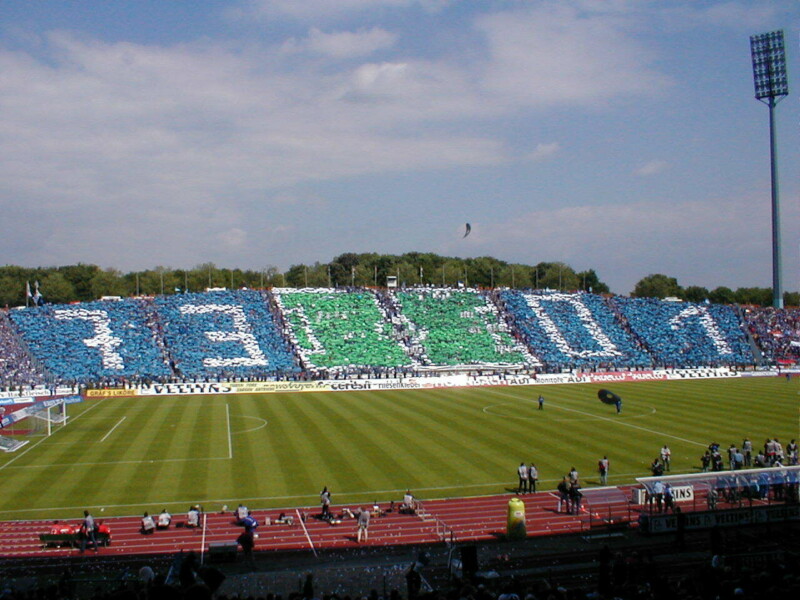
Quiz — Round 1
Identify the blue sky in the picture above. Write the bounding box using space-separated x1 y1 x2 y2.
0 0 798 295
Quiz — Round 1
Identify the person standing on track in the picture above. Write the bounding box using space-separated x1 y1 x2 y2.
356 507 370 543
320 486 332 520
80 510 98 553
598 456 609 485
557 477 570 513
517 462 529 494
528 463 538 493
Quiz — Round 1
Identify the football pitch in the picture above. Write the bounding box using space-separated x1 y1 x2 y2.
0 378 797 521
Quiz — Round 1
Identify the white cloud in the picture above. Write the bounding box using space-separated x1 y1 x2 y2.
634 160 669 176
473 194 797 294
525 143 560 162
282 27 397 59
238 0 448 22
218 228 248 248
474 3 671 108
678 1 781 30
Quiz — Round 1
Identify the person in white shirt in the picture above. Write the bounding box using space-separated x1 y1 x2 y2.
660 445 671 472
157 509 171 529
401 490 416 514
187 506 200 528
141 512 156 534
528 464 539 493
517 462 529 494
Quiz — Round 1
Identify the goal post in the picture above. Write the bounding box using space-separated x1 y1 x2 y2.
28 398 69 437
0 395 80 449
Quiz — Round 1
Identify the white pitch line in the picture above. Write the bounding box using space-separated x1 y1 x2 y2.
99 416 126 443
0 455 233 470
487 389 707 448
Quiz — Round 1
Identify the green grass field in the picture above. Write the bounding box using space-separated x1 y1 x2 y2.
0 378 797 521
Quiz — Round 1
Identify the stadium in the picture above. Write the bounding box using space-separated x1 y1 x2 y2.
2 2 799 599
1 287 799 598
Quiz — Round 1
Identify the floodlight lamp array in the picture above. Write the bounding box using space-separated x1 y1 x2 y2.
750 30 789 99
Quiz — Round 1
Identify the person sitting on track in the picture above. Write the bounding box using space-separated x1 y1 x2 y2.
187 505 201 528
274 512 294 525
400 490 416 514
157 509 171 529
140 512 156 535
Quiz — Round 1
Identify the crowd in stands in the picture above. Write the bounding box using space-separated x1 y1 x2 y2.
609 297 754 368
1 538 799 600
0 287 791 389
742 306 800 363
154 290 298 380
0 312 46 390
8 299 172 387
394 289 536 368
499 291 651 371
273 288 414 372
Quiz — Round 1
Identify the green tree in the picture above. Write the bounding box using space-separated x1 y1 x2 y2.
58 264 101 301
681 286 710 303
284 264 309 287
39 272 77 304
708 286 735 305
734 287 771 306
90 268 129 298
576 269 610 294
631 274 682 299
538 262 579 291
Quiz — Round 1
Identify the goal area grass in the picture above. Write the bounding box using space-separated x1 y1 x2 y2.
0 377 796 521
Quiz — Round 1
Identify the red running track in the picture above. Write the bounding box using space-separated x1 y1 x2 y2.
0 487 645 560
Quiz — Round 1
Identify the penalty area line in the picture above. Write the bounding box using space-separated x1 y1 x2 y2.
100 416 126 443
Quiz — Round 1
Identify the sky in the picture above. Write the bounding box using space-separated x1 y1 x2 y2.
0 0 798 295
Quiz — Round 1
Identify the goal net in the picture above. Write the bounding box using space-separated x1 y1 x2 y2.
28 398 69 436
0 396 71 452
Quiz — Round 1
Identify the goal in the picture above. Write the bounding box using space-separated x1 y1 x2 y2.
0 397 70 452
28 397 69 437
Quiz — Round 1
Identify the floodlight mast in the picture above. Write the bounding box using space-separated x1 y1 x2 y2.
750 30 789 308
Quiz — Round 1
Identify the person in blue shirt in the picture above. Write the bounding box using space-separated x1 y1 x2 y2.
80 510 97 553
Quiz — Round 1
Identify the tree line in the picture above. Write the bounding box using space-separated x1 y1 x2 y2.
0 255 794 307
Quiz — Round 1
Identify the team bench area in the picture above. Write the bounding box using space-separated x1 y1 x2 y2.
39 523 112 548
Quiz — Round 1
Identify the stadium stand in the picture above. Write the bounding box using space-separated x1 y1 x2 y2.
499 290 652 370
154 290 297 379
0 311 47 391
3 289 795 387
609 297 754 367
8 299 171 386
272 288 414 373
393 288 538 368
742 306 800 364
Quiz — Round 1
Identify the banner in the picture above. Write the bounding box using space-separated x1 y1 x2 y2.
85 388 138 398
643 504 800 534
139 382 234 396
126 367 752 397
233 381 332 394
